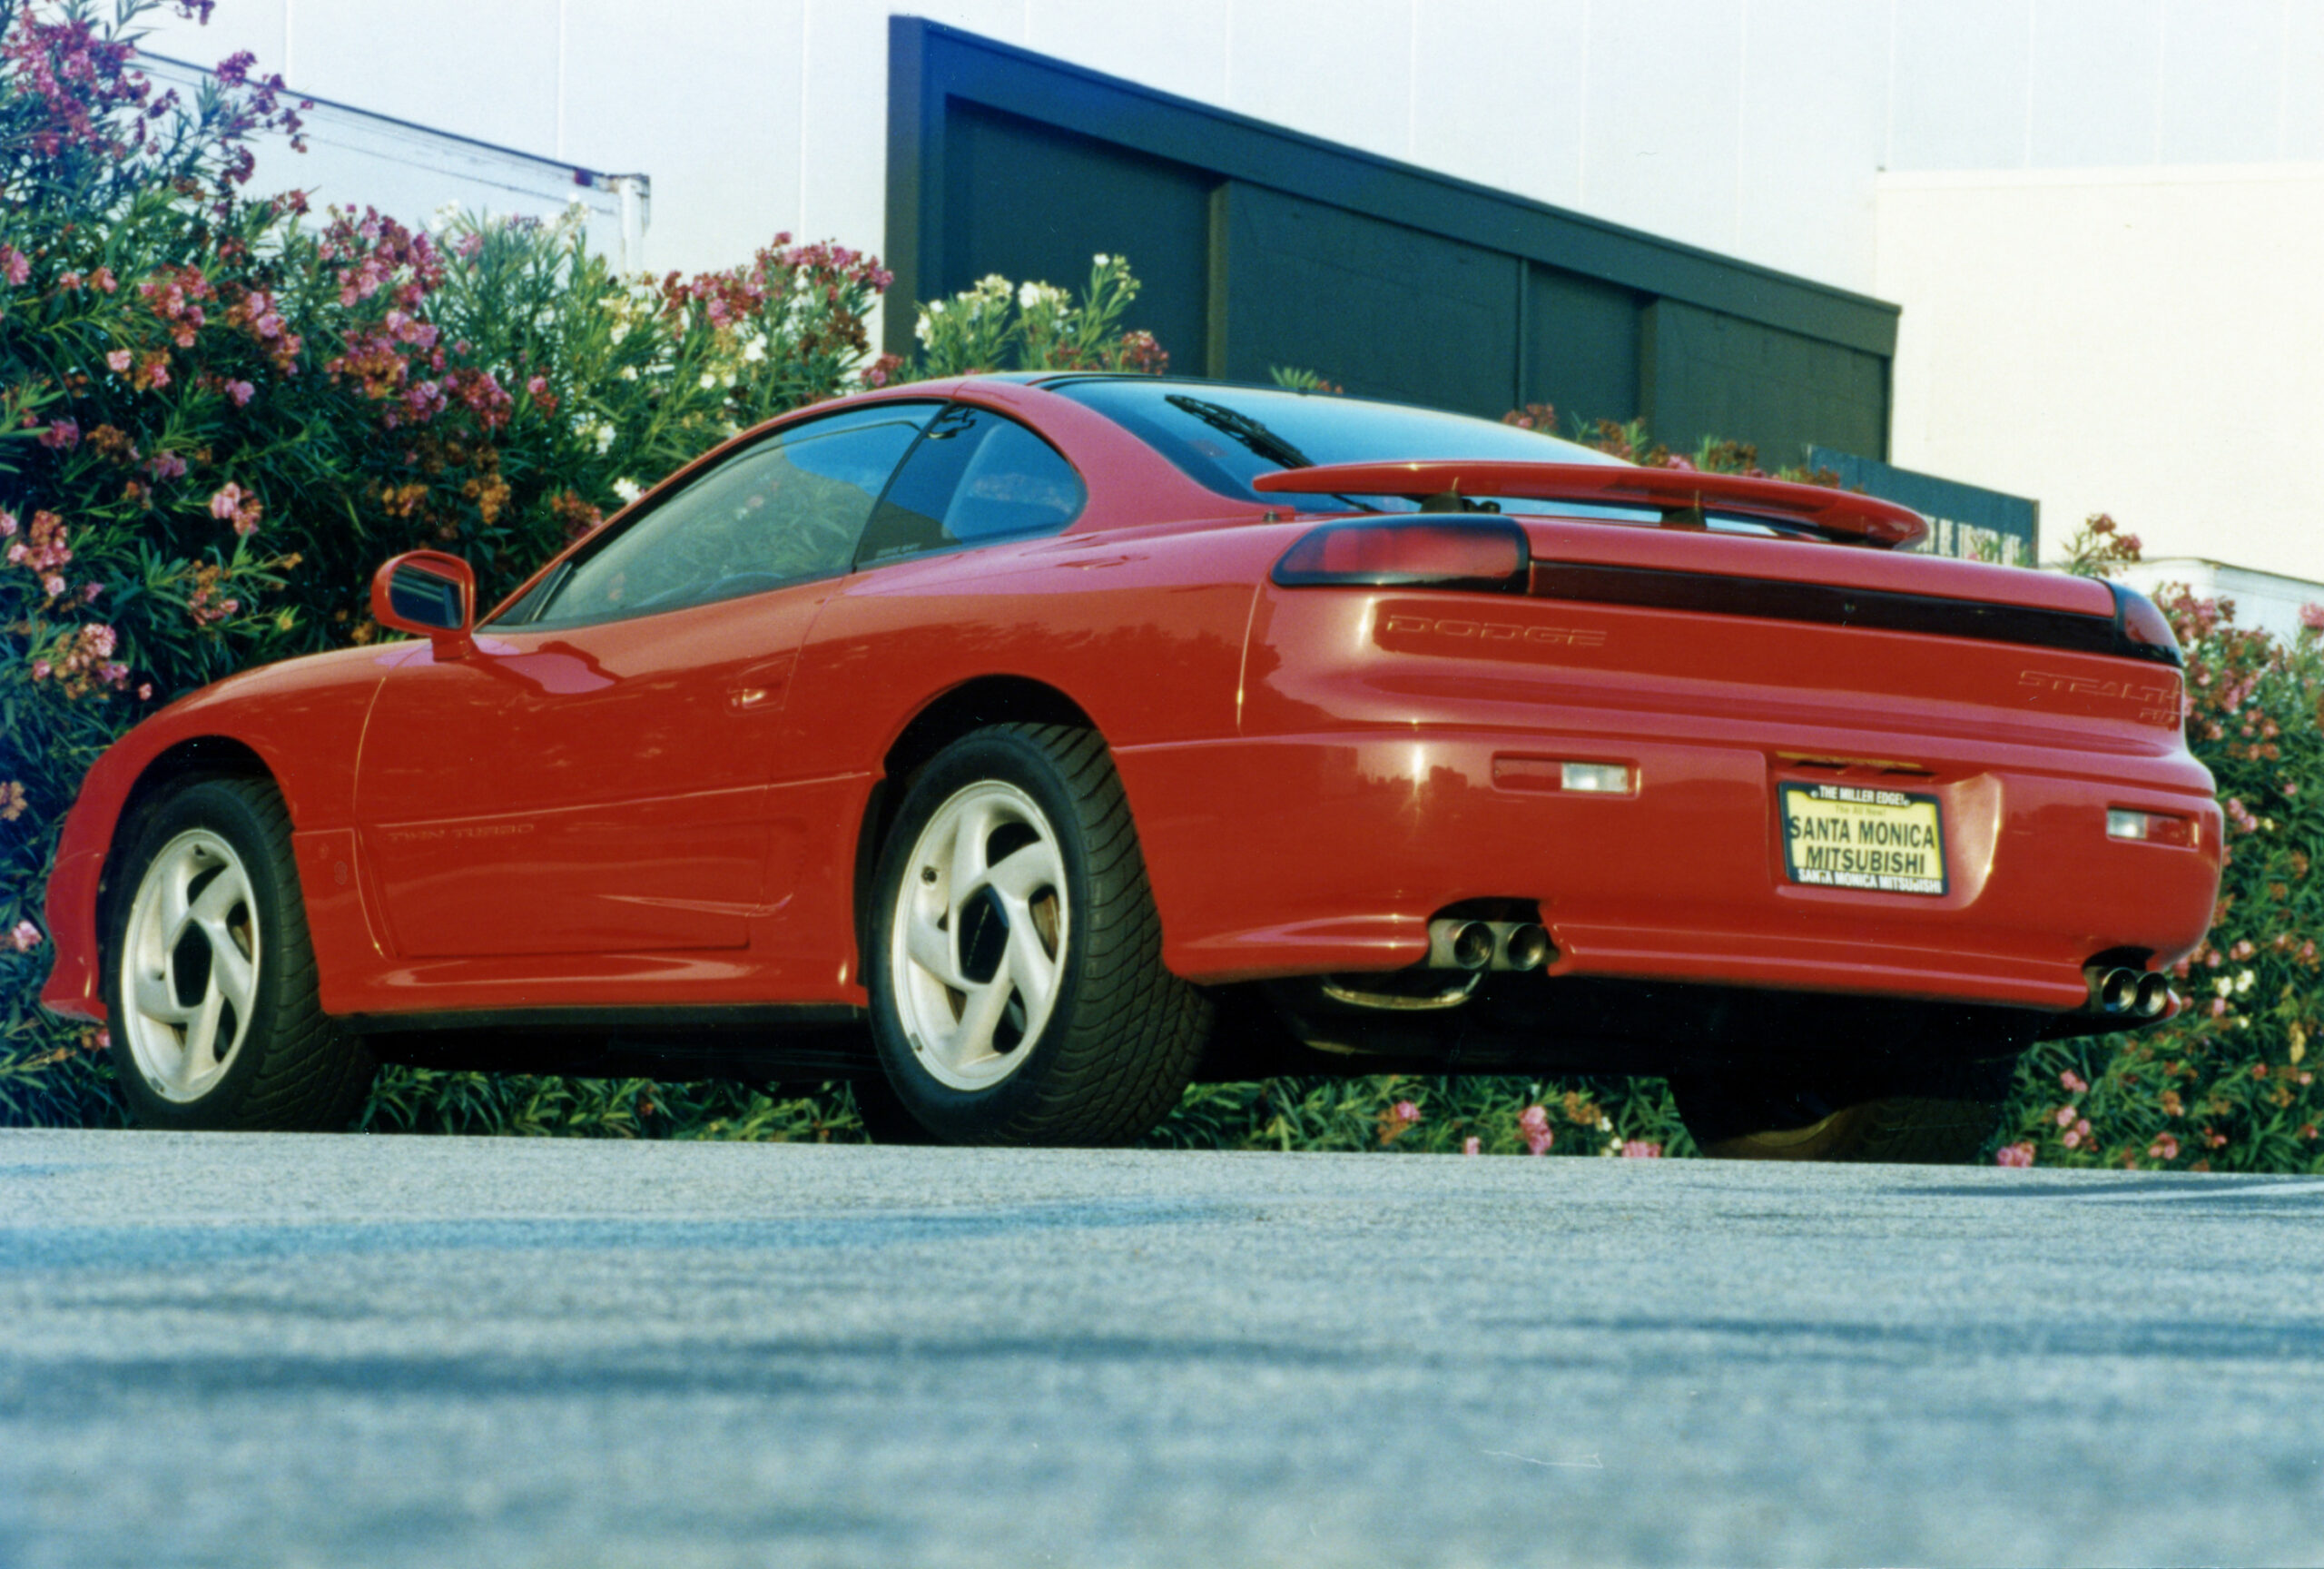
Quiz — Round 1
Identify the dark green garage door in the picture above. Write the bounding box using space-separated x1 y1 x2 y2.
887 19 1896 463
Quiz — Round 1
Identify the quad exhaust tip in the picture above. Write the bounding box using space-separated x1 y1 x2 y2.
1428 918 1554 973
2086 963 2172 1020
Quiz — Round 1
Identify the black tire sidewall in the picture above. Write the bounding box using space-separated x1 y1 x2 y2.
866 730 1098 1142
103 777 310 1130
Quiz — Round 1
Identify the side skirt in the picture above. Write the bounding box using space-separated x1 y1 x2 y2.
343 1004 877 1082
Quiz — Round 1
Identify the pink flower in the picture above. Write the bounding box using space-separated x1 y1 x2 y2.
225 380 253 408
1462 1136 1481 1156
206 483 263 536
105 349 132 374
7 920 40 952
526 374 548 398
2148 1134 2181 1161
2059 1069 2089 1093
147 451 186 482
0 245 28 286
1994 1142 2036 1168
2056 1105 2077 1128
2063 1129 2083 1149
1391 1100 1422 1126
1620 1140 1662 1159
2301 603 2324 634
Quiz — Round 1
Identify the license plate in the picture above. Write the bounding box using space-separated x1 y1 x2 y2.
1778 782 1947 896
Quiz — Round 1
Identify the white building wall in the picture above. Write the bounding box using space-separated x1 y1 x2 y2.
1877 165 2324 580
128 0 2324 581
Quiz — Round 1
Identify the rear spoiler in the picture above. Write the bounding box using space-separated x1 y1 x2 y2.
1250 460 1928 550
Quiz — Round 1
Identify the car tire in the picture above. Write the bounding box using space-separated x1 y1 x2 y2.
848 1072 939 1145
103 775 376 1131
865 724 1212 1146
1670 1056 2015 1164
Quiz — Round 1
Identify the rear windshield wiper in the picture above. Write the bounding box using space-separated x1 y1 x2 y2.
1163 394 1380 512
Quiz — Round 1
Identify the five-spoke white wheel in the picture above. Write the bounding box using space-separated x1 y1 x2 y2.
865 724 1212 1146
888 781 1068 1091
104 775 376 1130
120 828 261 1102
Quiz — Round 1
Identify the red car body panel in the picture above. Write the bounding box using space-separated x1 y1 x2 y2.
41 376 2221 1046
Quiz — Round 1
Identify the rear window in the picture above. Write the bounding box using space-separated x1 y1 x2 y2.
1044 378 1645 518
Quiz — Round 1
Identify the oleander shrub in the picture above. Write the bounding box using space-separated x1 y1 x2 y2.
910 255 1166 378
0 0 899 1124
1989 518 2324 1172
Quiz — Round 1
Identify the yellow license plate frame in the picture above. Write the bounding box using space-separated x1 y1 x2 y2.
1778 782 1947 896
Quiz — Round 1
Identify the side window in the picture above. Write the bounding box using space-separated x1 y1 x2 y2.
519 403 936 627
856 405 1086 567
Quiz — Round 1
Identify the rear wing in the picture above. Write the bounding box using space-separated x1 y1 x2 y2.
1250 460 1927 550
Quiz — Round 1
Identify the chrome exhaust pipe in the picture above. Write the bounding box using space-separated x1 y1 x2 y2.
1502 923 1552 972
1428 917 1556 972
2085 964 2142 1015
1428 919 1496 972
2134 972 2171 1019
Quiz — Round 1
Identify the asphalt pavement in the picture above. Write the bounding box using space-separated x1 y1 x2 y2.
2 1128 2320 1568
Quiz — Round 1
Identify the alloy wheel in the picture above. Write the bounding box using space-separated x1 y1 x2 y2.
887 780 1068 1090
120 829 261 1103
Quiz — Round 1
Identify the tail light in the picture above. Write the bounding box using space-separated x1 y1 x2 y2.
1272 518 1529 593
2111 585 2184 667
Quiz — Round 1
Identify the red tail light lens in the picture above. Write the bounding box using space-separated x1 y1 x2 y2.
1272 519 1529 592
2112 585 2183 666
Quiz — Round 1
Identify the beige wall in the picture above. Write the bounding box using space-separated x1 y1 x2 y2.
1876 166 2324 580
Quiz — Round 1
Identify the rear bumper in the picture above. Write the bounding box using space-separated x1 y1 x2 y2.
1120 729 2221 1011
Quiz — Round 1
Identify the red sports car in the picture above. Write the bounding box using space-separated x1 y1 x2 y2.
40 375 2221 1157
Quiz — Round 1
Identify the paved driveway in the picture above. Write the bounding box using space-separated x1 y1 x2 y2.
2 1130 2319 1566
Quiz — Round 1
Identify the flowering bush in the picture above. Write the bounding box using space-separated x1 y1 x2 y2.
1146 1074 1694 1159
1502 404 1842 488
0 0 900 1124
911 254 1166 378
1989 526 2324 1172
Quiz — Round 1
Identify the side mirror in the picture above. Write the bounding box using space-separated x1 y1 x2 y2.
370 550 476 659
